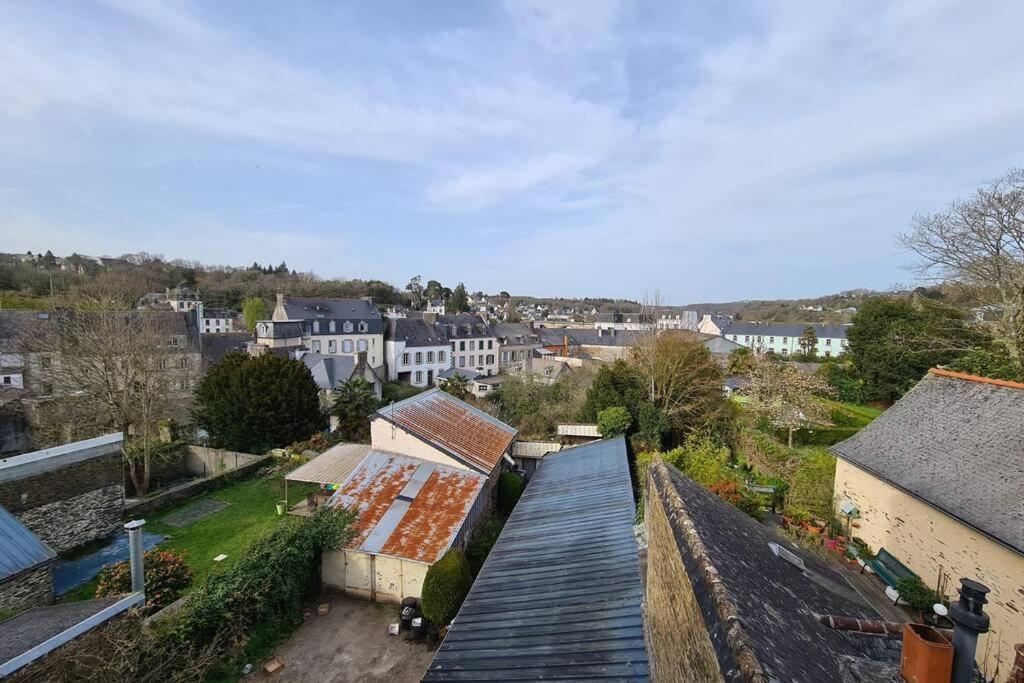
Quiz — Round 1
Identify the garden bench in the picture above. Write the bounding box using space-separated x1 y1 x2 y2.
864 547 917 588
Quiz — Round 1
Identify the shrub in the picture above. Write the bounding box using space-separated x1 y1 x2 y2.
172 507 355 655
707 482 763 520
421 550 472 626
771 426 859 447
597 406 631 437
466 516 505 576
896 576 942 612
96 549 193 613
496 471 524 517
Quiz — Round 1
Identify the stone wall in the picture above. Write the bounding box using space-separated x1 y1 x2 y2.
644 464 725 682
15 484 123 553
835 458 1024 680
124 453 270 517
0 451 121 515
184 446 263 478
0 561 54 610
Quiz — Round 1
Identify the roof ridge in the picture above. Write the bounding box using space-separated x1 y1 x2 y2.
649 460 770 683
929 367 1024 390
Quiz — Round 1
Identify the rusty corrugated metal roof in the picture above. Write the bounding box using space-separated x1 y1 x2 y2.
330 450 485 565
376 388 517 473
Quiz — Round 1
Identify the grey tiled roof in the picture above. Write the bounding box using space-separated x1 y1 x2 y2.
491 322 538 345
0 504 55 582
831 370 1024 553
652 463 879 682
423 437 649 681
437 314 494 339
301 353 356 390
283 297 380 321
387 318 449 347
722 321 850 339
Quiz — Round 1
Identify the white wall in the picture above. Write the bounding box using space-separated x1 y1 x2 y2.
386 341 451 385
451 336 499 376
369 417 469 470
322 549 431 603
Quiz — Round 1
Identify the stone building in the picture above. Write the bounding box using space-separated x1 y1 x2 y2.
0 505 56 610
0 433 124 553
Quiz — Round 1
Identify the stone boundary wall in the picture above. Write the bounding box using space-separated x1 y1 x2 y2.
17 484 123 553
0 561 54 610
184 446 263 478
125 452 270 517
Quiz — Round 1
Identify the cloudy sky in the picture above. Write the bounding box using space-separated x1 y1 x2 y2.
2 1 1023 303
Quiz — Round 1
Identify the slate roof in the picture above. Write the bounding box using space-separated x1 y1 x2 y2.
436 367 481 382
831 369 1024 553
0 504 56 582
201 332 251 369
698 332 746 356
387 317 449 348
721 321 850 339
282 297 382 322
650 461 881 682
535 327 640 348
422 437 649 681
301 353 356 390
375 388 516 473
259 320 305 339
437 314 494 339
491 322 539 346
328 450 485 564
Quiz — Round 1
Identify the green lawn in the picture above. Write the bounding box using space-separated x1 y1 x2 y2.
62 475 317 602
838 402 883 420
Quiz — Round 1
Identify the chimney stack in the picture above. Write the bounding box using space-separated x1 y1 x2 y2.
124 519 146 599
949 578 991 683
423 311 437 325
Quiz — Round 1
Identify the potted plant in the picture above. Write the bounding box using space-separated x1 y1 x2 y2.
896 577 944 624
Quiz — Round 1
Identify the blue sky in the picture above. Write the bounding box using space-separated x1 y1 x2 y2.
2 1 1023 303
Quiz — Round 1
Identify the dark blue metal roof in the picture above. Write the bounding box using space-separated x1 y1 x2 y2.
0 505 56 582
422 436 649 681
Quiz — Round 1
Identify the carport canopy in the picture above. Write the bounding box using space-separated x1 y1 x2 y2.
285 443 372 486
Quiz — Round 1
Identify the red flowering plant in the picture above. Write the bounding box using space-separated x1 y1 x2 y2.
96 548 193 613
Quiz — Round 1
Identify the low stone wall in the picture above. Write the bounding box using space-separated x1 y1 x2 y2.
125 452 270 518
16 484 123 553
184 446 263 478
0 561 55 610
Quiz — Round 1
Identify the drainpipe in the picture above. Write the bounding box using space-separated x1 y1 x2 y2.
124 519 146 599
949 578 990 683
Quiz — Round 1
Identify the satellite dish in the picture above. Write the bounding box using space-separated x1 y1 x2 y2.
933 604 949 617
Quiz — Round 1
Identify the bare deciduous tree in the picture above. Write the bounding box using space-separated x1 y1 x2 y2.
23 301 194 494
899 167 1024 367
746 359 833 448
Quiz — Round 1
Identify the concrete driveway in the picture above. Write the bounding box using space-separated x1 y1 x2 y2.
251 595 436 682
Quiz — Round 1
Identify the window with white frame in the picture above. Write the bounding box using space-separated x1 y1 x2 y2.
427 351 434 363
358 321 367 332
488 340 493 350
415 370 423 384
342 340 353 353
486 354 494 365
312 340 321 353
329 321 336 333
438 351 445 363
415 352 423 364
313 321 320 334
469 340 475 351
328 340 337 353
459 356 466 367
357 339 367 352
402 352 410 365
469 355 475 366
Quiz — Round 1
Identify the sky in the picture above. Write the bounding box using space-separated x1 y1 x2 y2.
2 1 1023 304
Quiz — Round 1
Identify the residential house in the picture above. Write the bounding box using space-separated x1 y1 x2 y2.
320 450 487 604
370 388 516 483
424 299 445 314
593 311 652 331
0 505 56 610
256 294 386 371
469 373 505 399
423 437 651 681
537 326 639 362
384 317 450 388
697 313 732 336
166 286 201 312
300 352 384 427
198 306 239 334
437 314 498 376
830 368 1024 676
656 310 699 330
721 321 850 357
492 322 540 374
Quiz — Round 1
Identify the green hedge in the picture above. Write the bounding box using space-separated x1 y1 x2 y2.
421 550 472 626
771 426 859 447
465 516 504 576
497 471 524 517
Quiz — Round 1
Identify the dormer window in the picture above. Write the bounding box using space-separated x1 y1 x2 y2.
329 320 336 333
313 321 320 334
358 321 367 333
343 321 354 333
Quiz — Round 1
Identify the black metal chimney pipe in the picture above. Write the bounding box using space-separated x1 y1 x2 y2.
949 578 990 683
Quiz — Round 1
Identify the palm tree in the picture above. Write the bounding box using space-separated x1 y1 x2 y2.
330 377 379 441
439 374 471 400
